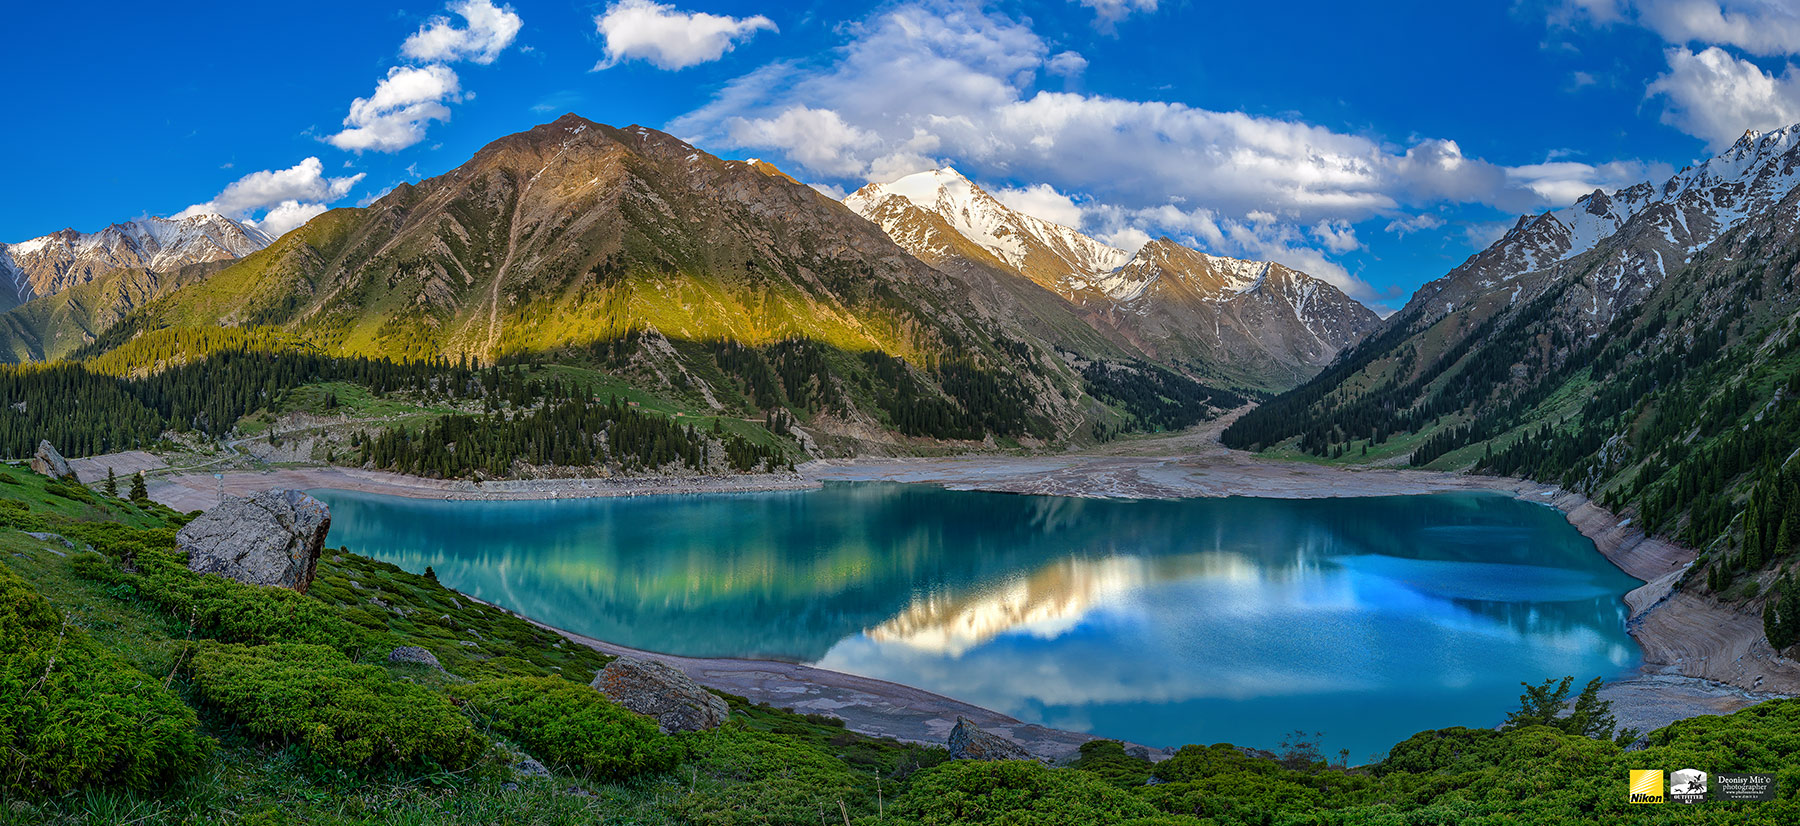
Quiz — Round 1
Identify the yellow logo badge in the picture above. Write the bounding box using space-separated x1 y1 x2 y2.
1631 770 1666 804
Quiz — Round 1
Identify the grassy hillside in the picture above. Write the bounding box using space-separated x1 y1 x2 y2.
3 465 1799 824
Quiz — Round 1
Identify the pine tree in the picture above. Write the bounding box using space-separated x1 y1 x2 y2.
129 471 148 502
103 467 118 498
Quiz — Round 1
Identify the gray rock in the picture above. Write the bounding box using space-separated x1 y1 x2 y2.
512 757 550 778
590 656 729 733
24 532 76 552
388 646 443 669
30 441 76 482
177 490 331 593
947 717 1034 762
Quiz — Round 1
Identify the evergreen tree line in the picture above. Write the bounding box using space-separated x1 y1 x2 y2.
0 346 723 462
853 350 1045 440
1080 359 1247 433
1765 574 1800 653
353 395 786 478
707 338 839 415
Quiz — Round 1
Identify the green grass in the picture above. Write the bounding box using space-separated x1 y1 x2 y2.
9 464 1800 825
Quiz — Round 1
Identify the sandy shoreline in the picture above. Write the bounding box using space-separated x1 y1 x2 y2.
102 421 1797 753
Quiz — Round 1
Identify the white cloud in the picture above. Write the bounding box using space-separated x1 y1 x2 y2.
253 201 334 237
402 0 522 64
594 0 777 71
1648 46 1800 147
1310 220 1360 253
1506 157 1675 203
1564 0 1800 56
725 106 874 177
326 65 463 153
1046 50 1089 77
323 0 523 156
991 182 1086 228
1076 0 1158 26
177 157 364 239
676 1 1655 307
1384 213 1446 237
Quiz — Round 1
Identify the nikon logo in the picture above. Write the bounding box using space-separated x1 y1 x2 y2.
1630 770 1666 804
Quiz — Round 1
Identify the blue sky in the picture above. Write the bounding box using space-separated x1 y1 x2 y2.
7 0 1800 312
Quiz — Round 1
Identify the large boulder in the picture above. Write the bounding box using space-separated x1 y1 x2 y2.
947 716 1034 761
29 440 76 482
388 646 443 670
590 656 729 733
177 490 331 593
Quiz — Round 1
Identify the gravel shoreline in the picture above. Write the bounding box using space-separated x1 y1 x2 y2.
115 423 1796 753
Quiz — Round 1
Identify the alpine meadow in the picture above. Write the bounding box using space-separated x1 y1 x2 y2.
6 1 1800 824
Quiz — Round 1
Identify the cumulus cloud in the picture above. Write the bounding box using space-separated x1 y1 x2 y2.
326 64 463 153
991 182 1087 228
1046 50 1089 77
1385 213 1446 237
177 157 364 239
1310 220 1360 253
1560 0 1800 56
1076 0 1159 27
324 0 523 155
253 202 334 237
1648 46 1800 147
673 0 1654 305
402 0 522 64
594 0 777 70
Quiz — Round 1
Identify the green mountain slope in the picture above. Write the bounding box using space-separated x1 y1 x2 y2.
41 115 1243 450
1224 129 1800 655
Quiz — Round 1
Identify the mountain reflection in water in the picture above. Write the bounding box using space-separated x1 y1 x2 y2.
316 482 1640 756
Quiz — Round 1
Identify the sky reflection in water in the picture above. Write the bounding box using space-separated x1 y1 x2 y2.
315 482 1640 757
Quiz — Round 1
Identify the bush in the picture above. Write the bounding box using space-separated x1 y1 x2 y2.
1069 740 1153 788
889 759 1165 826
188 643 487 774
70 525 367 653
451 676 681 781
675 727 875 826
0 564 210 795
1379 726 1507 775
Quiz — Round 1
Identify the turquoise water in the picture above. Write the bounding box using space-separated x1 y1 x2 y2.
314 483 1641 758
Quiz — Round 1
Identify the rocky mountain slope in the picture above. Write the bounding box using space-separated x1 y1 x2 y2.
54 115 1242 448
0 215 269 311
845 168 1379 392
1224 124 1800 656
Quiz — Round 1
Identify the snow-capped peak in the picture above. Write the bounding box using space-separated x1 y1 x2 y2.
1517 121 1800 270
845 167 1129 283
0 214 272 304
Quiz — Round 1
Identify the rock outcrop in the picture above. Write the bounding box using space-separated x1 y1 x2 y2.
590 656 729 733
30 440 76 481
947 716 1034 761
388 646 443 670
177 490 331 593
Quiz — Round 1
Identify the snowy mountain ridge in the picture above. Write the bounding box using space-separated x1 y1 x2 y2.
844 167 1381 391
0 214 272 308
1409 123 1800 325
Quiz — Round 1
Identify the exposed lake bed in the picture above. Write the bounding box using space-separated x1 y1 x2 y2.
316 482 1646 759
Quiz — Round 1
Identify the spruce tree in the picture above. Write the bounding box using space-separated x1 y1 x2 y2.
129 471 148 503
103 467 118 498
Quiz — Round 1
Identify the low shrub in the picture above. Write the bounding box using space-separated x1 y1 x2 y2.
450 676 681 781
70 525 367 653
188 642 487 774
889 758 1167 826
675 727 875 826
0 564 210 795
